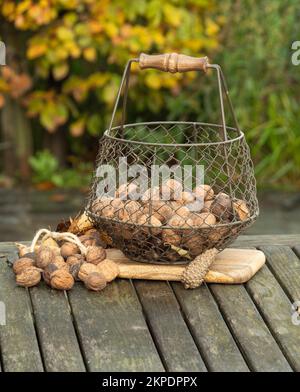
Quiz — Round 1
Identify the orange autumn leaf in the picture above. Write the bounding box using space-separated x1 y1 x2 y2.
70 119 85 137
0 94 5 108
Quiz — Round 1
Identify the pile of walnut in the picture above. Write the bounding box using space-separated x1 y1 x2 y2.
14 230 118 291
91 180 250 254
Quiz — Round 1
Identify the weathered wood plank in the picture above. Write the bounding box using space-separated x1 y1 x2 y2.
210 284 292 372
172 282 249 372
30 284 86 372
0 259 44 372
1 234 299 254
261 245 300 303
246 265 300 371
134 280 207 372
68 279 164 372
232 234 300 248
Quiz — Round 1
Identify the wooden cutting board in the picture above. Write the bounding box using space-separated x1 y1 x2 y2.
105 248 266 284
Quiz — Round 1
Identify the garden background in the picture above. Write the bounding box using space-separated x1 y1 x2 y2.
0 0 299 240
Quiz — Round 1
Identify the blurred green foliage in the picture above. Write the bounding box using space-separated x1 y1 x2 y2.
0 0 300 189
29 150 92 189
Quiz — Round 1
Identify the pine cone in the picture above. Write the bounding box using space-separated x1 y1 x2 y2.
181 248 218 289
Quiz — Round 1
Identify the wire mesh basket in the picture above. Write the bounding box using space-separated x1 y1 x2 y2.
86 53 259 264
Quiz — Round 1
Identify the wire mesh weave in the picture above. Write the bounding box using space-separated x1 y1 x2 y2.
86 55 259 264
87 121 258 264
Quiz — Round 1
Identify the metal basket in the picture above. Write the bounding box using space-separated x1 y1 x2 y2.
86 53 259 264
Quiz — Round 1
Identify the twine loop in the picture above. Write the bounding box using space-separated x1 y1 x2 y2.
30 229 87 255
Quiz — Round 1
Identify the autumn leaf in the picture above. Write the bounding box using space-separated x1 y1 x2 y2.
53 63 69 80
27 43 47 59
70 118 85 137
0 94 5 108
83 47 97 62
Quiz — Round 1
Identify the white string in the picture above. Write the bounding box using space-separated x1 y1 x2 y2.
30 229 88 255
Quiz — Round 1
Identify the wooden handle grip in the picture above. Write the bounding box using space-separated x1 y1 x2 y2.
139 53 209 73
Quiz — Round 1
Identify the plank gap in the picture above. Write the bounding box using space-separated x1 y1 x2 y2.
27 288 46 372
243 267 297 372
170 282 221 372
131 280 167 372
167 281 210 371
207 283 253 371
66 290 90 372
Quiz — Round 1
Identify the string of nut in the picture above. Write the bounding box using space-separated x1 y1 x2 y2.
13 229 217 291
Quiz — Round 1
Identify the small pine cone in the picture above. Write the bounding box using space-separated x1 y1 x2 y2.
181 248 218 289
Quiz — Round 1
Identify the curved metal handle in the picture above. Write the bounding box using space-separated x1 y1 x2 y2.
139 53 209 73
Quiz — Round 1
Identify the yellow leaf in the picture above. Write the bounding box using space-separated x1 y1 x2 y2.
0 94 5 108
206 19 219 37
56 26 74 41
163 4 182 27
2 2 15 17
27 43 47 59
70 119 85 137
53 64 69 80
104 22 118 38
83 47 97 62
145 73 161 90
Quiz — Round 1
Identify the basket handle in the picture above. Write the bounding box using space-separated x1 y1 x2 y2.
139 53 209 73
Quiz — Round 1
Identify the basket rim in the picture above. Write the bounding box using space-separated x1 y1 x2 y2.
86 208 259 230
104 121 244 147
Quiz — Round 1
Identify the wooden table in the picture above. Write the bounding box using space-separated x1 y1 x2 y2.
0 234 300 372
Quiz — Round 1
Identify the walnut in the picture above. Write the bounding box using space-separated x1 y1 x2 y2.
123 200 142 221
201 199 213 213
184 235 204 257
208 226 230 242
50 270 74 290
42 263 59 285
36 246 56 269
86 246 106 265
69 262 83 281
170 203 190 219
136 214 162 235
116 182 138 199
187 212 216 228
210 192 233 221
80 229 106 247
16 267 41 287
162 216 188 246
193 184 214 201
143 200 174 223
79 234 97 247
84 272 107 291
161 179 183 200
141 186 161 202
177 191 195 205
51 256 69 273
97 259 119 282
60 242 79 258
13 257 35 275
66 254 84 266
22 252 36 261
78 263 99 281
233 199 250 221
99 197 124 219
91 196 113 215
